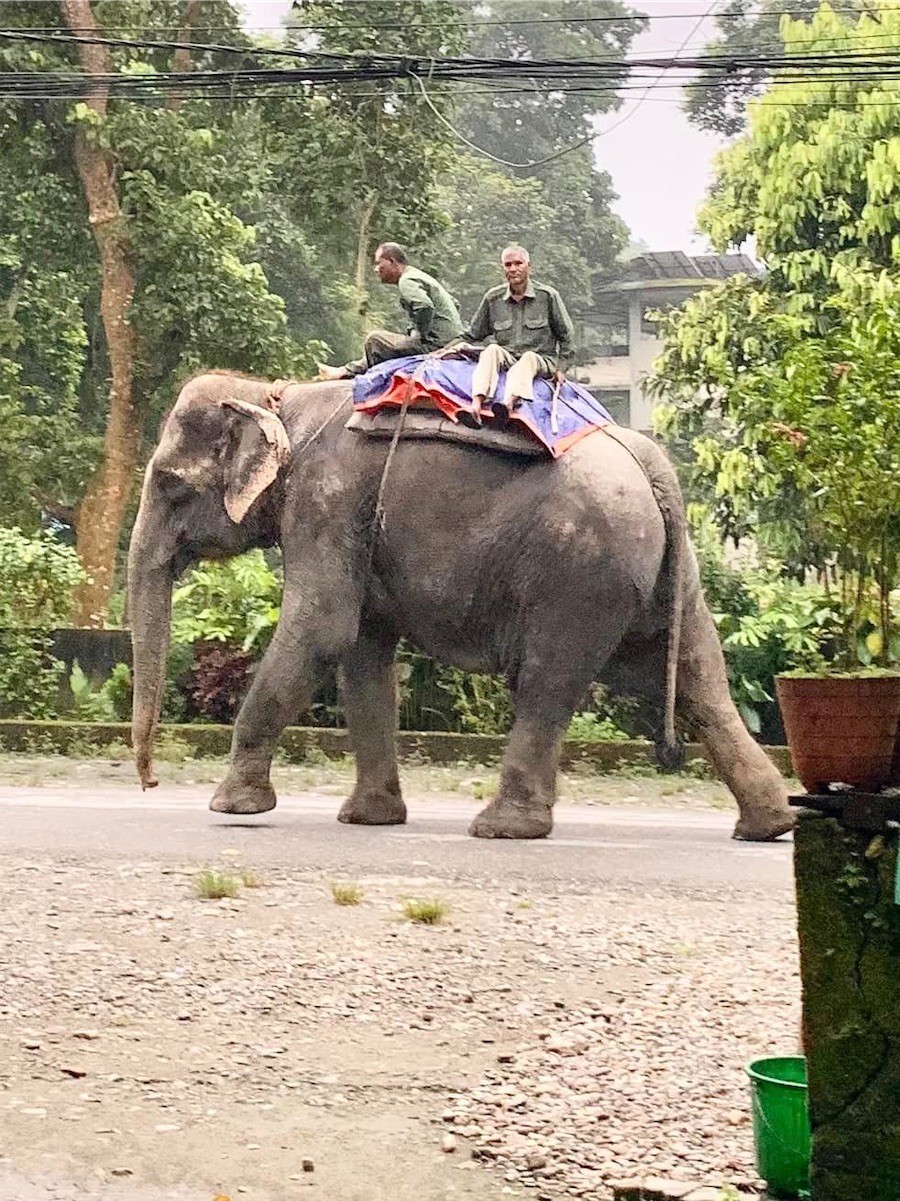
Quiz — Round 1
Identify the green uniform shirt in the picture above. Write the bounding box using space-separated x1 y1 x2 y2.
397 266 464 352
465 280 576 373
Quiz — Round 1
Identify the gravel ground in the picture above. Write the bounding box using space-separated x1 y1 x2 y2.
0 757 799 1200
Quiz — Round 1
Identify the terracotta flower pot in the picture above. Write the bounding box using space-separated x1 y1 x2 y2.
775 674 900 794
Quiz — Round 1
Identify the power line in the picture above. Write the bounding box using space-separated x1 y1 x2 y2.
591 0 723 142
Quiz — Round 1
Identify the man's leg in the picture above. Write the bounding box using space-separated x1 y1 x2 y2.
318 330 419 380
461 344 512 428
502 351 553 407
363 330 420 368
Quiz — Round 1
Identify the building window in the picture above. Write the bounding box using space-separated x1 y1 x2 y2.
640 306 659 336
597 389 631 426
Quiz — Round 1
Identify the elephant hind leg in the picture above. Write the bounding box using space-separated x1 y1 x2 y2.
336 625 406 827
469 660 596 841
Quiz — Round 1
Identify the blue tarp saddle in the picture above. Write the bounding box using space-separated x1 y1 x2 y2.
348 354 613 459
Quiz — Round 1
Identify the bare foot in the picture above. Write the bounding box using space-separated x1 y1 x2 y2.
317 363 351 381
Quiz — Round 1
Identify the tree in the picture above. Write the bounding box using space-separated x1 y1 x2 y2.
0 2 326 622
447 0 640 313
684 0 867 138
651 4 900 664
285 0 639 330
285 0 468 330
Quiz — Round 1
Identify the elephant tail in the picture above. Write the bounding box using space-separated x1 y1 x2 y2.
601 427 685 761
657 476 685 764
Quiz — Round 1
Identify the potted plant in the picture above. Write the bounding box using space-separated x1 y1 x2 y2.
760 284 900 792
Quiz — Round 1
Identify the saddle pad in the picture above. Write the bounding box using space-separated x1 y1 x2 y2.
345 408 546 457
351 354 612 458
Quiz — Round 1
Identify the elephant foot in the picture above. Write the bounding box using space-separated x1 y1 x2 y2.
469 799 553 840
209 778 277 815
732 807 795 842
337 791 407 826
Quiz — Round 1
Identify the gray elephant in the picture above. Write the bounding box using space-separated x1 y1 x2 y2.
129 371 793 842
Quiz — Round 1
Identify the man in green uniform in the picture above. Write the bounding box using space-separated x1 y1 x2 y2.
455 244 576 427
317 242 463 380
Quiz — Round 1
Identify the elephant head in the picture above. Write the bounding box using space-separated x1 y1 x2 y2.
129 374 290 789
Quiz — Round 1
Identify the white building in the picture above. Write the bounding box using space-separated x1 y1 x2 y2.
574 251 761 433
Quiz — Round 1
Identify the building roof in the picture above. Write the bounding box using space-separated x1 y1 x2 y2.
602 250 762 291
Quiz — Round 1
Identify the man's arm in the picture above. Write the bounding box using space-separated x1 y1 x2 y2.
399 274 435 341
463 293 493 343
549 289 576 375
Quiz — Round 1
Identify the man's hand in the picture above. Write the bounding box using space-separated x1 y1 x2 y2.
317 363 351 382
554 370 566 386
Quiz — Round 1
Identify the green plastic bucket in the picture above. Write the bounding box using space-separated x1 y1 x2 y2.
746 1056 811 1198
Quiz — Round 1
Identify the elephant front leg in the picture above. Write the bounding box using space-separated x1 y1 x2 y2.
211 568 362 816
209 623 319 815
336 627 406 826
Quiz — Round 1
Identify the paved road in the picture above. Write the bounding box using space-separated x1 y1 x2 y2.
0 783 793 892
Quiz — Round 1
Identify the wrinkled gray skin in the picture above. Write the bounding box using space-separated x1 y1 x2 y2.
129 373 793 842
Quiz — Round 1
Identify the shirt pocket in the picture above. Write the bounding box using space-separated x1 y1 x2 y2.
491 314 514 332
524 308 549 330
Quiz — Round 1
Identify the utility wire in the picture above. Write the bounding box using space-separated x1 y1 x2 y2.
410 72 594 168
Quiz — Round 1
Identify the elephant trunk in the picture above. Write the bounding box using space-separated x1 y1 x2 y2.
128 524 174 790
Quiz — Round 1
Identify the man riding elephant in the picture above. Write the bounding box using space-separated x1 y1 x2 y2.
454 245 576 428
317 242 464 381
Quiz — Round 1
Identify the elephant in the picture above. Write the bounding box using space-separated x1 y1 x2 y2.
128 370 794 842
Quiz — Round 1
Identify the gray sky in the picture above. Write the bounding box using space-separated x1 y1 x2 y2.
240 0 725 254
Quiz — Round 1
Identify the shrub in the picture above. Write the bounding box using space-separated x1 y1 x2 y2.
0 630 65 719
171 550 282 652
0 527 85 627
0 528 85 719
695 529 843 735
436 667 514 736
186 641 254 723
68 661 118 722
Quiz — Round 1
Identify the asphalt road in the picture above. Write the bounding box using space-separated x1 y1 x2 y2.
0 783 794 893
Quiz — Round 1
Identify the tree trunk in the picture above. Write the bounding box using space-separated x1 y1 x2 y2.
354 190 379 329
167 0 202 112
60 0 139 627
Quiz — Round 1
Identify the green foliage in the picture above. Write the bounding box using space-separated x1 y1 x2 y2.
565 710 629 742
67 661 118 722
436 668 514 737
401 897 448 925
195 868 240 901
0 630 64 720
683 0 861 137
693 526 845 729
330 881 363 906
171 551 282 651
0 527 85 627
652 6 900 671
103 662 135 723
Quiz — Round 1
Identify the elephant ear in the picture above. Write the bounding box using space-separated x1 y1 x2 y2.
219 396 291 524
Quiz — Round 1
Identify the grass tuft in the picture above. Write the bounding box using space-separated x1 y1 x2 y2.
330 881 363 906
402 897 447 925
195 869 239 900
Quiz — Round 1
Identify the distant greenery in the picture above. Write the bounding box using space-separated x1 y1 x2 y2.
653 3 900 674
